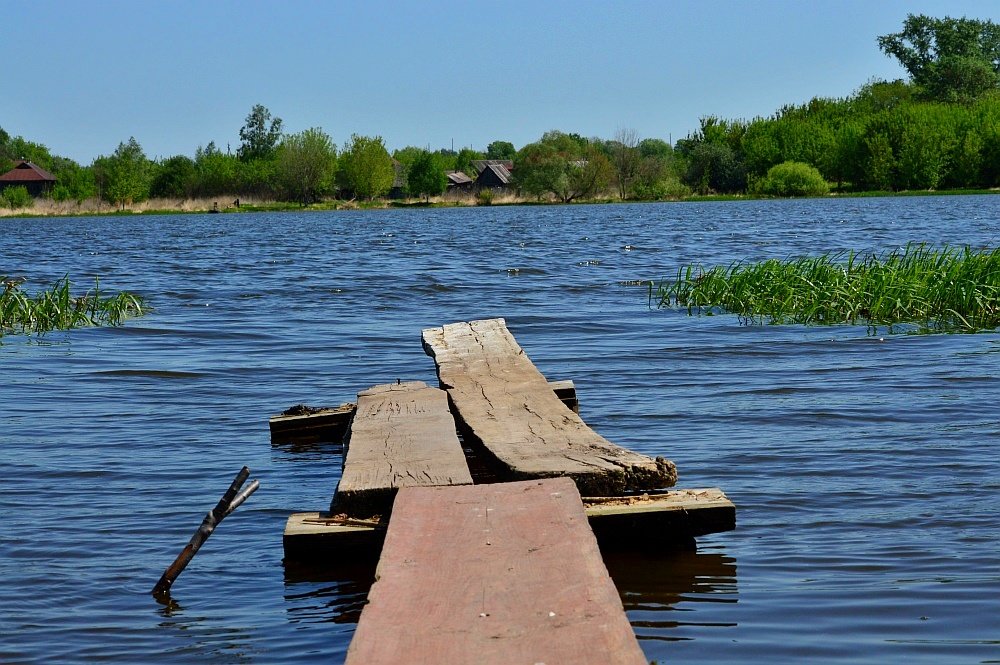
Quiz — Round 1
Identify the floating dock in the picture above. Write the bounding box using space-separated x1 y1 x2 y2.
278 318 736 663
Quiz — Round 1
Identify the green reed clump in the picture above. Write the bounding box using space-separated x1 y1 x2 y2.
656 244 1000 333
1 276 148 338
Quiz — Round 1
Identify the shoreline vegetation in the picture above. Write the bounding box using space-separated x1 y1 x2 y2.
1 276 148 338
6 15 1000 218
656 244 1000 334
2 187 998 219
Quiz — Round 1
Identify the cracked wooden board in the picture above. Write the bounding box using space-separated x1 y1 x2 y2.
330 381 473 518
422 318 677 496
344 477 646 665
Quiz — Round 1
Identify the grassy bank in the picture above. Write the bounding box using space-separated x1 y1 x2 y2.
656 244 1000 333
1 188 999 219
1 276 148 338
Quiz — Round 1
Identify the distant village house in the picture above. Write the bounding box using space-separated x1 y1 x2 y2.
472 159 513 190
0 160 56 197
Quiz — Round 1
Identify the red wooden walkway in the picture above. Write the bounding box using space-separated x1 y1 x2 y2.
344 477 647 665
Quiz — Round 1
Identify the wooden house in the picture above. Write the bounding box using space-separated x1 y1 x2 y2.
0 160 56 197
445 170 474 192
474 162 513 190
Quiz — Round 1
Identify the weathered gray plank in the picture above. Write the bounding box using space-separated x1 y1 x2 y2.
422 318 677 495
269 380 577 445
330 381 472 518
344 477 647 665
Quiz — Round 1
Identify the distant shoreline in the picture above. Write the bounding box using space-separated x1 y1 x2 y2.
2 188 998 219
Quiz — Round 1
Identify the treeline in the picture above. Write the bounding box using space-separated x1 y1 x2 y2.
677 82 1000 194
4 14 1000 207
5 88 1000 209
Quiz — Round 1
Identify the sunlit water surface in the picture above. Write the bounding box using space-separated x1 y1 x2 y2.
2 196 999 664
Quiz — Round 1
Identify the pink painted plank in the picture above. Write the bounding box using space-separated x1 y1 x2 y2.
345 477 646 665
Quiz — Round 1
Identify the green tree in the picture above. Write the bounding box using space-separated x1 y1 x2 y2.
454 147 485 176
276 127 338 203
151 155 196 198
878 14 1000 102
338 134 394 200
238 104 283 162
49 156 96 202
193 142 241 196
96 137 151 209
406 150 447 201
485 140 516 160
683 142 746 194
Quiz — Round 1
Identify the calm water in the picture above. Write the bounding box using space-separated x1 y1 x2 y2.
2 196 999 664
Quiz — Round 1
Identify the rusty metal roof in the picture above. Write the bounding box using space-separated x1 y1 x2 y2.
0 160 57 182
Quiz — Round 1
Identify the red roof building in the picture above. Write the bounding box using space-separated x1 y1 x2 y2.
0 160 57 197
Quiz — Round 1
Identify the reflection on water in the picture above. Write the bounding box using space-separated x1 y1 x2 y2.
283 561 376 626
605 546 738 644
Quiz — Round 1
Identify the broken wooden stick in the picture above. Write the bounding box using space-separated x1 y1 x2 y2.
151 466 259 598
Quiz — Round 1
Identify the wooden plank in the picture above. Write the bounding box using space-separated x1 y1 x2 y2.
330 381 473 518
344 477 647 665
283 487 734 561
422 318 677 496
283 512 386 560
268 380 577 444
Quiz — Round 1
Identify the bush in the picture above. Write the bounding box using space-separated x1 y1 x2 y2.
630 177 691 200
756 161 829 197
476 188 494 206
1 185 33 209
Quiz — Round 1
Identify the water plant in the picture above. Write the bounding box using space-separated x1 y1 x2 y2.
1 275 148 338
656 244 1000 333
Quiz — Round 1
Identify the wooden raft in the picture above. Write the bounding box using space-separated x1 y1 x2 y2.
330 381 472 518
422 318 677 495
344 477 646 665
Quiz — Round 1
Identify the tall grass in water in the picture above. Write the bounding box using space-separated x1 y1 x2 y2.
1 276 148 338
657 244 1000 333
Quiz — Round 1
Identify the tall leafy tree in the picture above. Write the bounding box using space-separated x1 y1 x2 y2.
878 14 1000 102
406 150 447 201
485 140 516 160
338 134 394 200
151 155 196 198
95 137 151 209
276 127 337 203
237 104 283 162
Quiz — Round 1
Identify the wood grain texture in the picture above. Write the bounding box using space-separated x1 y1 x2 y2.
422 318 677 495
330 381 472 518
345 477 647 665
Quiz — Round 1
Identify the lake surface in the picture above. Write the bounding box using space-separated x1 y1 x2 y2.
2 196 999 664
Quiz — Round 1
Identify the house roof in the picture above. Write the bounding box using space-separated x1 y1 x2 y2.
446 171 474 185
479 162 512 185
0 160 57 183
471 159 514 174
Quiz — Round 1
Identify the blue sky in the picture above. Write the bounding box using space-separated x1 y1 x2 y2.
4 1 999 164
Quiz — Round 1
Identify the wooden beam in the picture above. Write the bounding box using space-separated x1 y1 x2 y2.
344 478 647 665
330 381 473 518
269 403 355 445
422 318 677 495
283 487 734 561
585 488 736 548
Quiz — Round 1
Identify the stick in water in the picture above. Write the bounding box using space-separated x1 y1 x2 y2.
151 466 259 598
